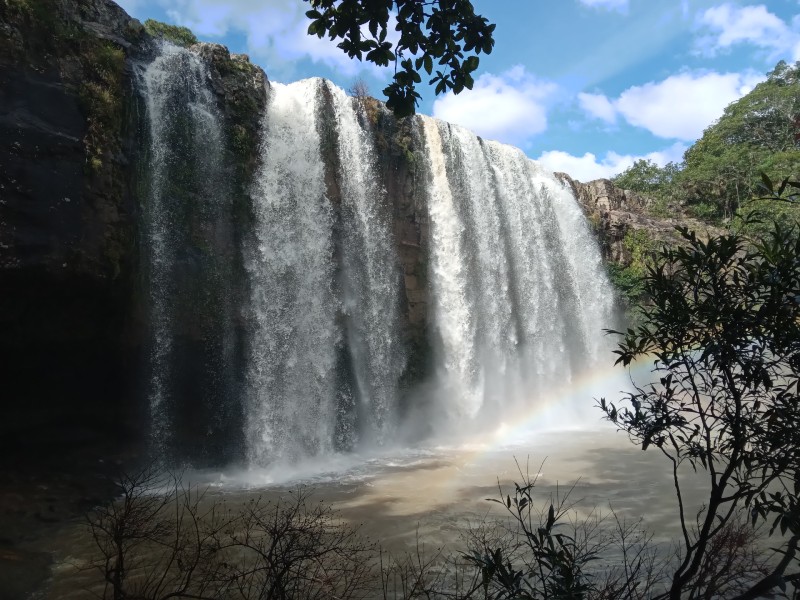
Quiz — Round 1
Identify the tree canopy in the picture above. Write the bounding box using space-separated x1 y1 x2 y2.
681 61 800 219
612 159 681 201
304 0 495 116
613 61 800 223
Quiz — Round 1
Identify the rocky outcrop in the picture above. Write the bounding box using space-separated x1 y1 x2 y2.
366 100 431 383
317 92 430 386
193 41 267 180
0 0 145 452
0 0 267 455
556 174 724 266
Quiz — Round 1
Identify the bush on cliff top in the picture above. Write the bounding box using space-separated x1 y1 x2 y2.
144 19 197 47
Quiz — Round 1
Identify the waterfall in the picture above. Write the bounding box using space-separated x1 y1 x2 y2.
327 84 406 446
421 117 615 426
245 79 405 465
245 79 339 465
140 43 239 463
138 51 616 466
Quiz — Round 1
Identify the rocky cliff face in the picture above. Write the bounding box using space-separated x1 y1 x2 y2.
0 0 266 453
0 0 429 458
1 0 141 451
363 100 431 383
556 174 723 267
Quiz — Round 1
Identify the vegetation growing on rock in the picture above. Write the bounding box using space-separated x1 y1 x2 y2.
144 18 197 47
79 40 126 173
593 59 800 313
605 228 656 306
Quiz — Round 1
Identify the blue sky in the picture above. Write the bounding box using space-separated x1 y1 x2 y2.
117 0 800 180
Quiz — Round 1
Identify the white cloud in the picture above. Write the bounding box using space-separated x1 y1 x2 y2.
578 0 628 11
577 92 616 123
579 70 763 141
616 70 762 140
121 0 391 78
537 142 687 182
695 3 800 60
432 66 559 147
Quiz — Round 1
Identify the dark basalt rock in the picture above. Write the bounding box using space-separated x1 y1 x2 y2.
0 4 271 592
1 0 139 457
0 68 85 274
0 0 269 460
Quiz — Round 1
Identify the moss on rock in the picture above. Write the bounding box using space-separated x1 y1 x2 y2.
78 40 125 174
143 18 197 46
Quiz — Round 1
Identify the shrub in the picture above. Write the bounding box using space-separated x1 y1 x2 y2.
144 19 198 47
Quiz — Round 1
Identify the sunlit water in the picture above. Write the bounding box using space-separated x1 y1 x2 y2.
136 67 619 467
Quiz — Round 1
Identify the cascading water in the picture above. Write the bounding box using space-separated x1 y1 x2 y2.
138 46 616 466
245 79 405 465
140 43 240 463
421 117 615 427
245 79 340 465
327 84 406 447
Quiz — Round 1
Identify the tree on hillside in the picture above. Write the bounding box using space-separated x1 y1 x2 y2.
680 61 800 220
611 62 800 224
599 182 800 599
303 0 495 116
612 159 682 205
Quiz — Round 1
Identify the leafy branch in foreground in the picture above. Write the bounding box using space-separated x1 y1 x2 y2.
304 0 495 117
465 460 671 600
600 180 800 600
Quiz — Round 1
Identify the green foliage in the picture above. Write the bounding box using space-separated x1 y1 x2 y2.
600 196 800 598
611 160 683 218
606 262 644 304
736 196 800 236
605 229 659 322
622 228 657 277
144 18 198 47
471 475 599 599
79 40 126 173
612 159 680 196
304 0 495 116
734 172 800 236
0 0 80 62
231 123 250 157
611 61 800 226
2 0 58 25
4 0 47 23
685 201 720 222
679 60 800 220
